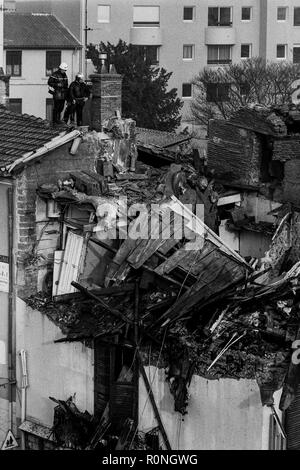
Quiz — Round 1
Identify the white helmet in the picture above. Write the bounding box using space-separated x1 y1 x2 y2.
76 73 84 80
59 63 68 71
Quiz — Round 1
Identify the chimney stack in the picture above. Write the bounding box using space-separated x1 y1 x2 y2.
89 65 123 131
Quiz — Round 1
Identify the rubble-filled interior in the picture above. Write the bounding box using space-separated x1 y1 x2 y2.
24 108 300 450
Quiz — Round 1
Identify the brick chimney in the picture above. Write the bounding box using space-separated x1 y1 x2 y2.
0 68 10 107
89 64 123 131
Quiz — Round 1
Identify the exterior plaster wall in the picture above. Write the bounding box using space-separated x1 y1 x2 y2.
15 297 94 429
138 366 281 450
4 49 80 119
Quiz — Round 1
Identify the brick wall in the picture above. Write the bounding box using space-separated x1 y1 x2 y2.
271 138 300 206
208 120 262 186
16 136 100 299
90 73 122 131
272 138 300 163
283 159 300 207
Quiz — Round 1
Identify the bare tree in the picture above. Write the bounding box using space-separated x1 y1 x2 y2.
191 58 300 126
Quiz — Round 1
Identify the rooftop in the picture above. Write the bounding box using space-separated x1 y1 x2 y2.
4 12 82 49
0 105 67 168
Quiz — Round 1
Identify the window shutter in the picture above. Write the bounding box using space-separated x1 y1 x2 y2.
133 6 160 24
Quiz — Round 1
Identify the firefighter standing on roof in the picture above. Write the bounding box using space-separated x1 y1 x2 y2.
48 62 69 125
64 73 91 127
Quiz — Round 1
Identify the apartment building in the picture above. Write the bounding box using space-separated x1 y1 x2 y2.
12 1 300 129
3 12 82 119
80 0 300 129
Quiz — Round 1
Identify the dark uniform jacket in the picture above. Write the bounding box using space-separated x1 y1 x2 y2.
68 80 91 103
48 70 69 100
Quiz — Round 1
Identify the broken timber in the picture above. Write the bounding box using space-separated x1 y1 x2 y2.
137 351 172 450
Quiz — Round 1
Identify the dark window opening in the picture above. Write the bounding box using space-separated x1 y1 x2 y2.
183 6 194 20
182 83 192 97
206 83 230 102
241 44 251 58
208 7 232 26
293 47 300 64
46 50 61 77
241 7 251 21
294 7 300 25
9 98 22 114
277 7 287 21
6 50 22 76
134 45 159 65
277 44 286 59
94 342 137 432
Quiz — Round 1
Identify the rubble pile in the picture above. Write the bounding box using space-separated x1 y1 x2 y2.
26 117 300 450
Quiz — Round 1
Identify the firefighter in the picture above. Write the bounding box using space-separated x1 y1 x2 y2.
48 62 69 125
64 73 90 126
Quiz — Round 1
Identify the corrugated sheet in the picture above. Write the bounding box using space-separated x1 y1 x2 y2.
56 232 84 296
286 384 300 449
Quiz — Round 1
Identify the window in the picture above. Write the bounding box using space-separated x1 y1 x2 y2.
241 7 252 21
182 83 192 98
46 98 53 122
9 98 22 114
241 44 251 59
46 51 61 76
208 7 232 26
277 44 287 59
293 47 300 63
183 45 194 60
135 45 159 65
97 5 110 23
6 51 22 76
294 7 300 26
207 45 232 64
183 6 194 21
277 7 287 21
206 83 230 102
133 6 160 27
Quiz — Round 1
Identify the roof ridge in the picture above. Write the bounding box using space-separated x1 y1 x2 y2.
51 14 82 47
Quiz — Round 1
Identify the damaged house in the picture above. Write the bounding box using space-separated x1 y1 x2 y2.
1 67 300 450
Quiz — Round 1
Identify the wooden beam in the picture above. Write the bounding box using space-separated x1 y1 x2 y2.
71 281 134 325
137 351 172 450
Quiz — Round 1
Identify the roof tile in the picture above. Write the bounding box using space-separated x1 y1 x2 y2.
4 12 82 49
0 105 66 167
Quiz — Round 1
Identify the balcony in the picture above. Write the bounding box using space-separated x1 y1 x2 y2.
130 27 162 46
205 27 236 45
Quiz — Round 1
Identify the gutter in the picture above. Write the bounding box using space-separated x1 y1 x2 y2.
7 185 15 432
6 130 81 173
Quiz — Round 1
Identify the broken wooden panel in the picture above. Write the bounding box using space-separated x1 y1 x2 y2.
155 237 204 276
56 232 85 296
79 238 115 289
158 258 247 326
126 206 182 268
